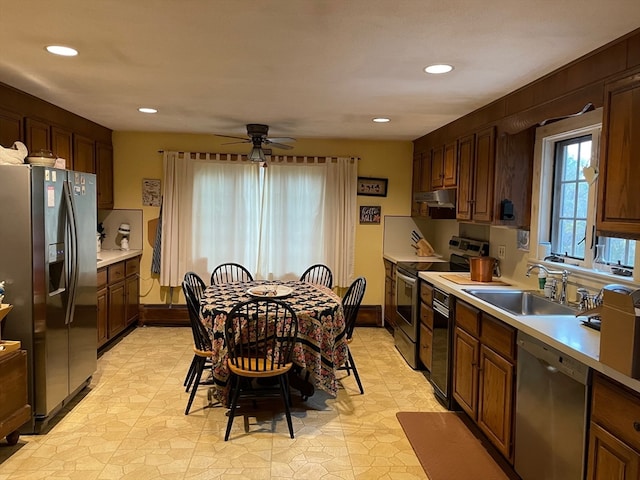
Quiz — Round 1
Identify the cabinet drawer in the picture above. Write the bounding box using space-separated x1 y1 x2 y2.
384 260 392 278
420 282 433 305
592 372 640 452
97 267 107 289
480 313 516 361
108 262 125 283
456 300 480 337
420 302 434 329
125 257 140 277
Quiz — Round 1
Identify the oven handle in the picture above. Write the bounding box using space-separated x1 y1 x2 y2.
433 301 449 318
396 270 417 286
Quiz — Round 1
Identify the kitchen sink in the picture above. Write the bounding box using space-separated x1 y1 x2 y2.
462 289 578 316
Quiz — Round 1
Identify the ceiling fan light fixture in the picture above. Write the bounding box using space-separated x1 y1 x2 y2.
138 107 157 114
248 146 266 162
424 64 454 74
373 117 390 123
45 45 78 57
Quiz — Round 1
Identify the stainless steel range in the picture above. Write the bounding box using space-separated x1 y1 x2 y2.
394 236 489 374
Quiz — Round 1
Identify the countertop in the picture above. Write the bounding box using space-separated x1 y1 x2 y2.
97 249 143 269
383 253 446 263
419 271 640 394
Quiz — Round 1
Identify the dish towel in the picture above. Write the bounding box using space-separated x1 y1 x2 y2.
151 200 162 274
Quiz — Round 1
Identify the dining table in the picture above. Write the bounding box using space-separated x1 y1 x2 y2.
199 279 348 406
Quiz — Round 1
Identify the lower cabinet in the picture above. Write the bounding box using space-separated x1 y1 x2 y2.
383 259 398 331
97 255 141 349
587 372 640 479
453 299 516 463
418 281 434 371
0 350 31 445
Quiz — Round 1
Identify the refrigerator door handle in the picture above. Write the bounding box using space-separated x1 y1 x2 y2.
63 180 79 325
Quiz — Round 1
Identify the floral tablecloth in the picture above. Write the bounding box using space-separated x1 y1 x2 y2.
199 280 347 405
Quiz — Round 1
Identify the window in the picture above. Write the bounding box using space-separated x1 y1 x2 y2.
533 109 635 273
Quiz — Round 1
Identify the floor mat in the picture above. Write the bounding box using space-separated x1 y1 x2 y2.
396 411 511 480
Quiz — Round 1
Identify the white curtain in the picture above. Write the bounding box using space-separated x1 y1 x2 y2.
160 152 357 288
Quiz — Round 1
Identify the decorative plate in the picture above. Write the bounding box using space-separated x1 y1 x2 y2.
247 285 293 298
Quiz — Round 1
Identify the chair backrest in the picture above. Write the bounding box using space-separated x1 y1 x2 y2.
342 277 366 339
211 262 254 285
224 298 298 373
299 264 333 289
184 271 206 299
182 280 213 353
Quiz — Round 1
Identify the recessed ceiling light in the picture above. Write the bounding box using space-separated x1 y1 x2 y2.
46 45 78 57
424 64 454 74
138 107 158 114
373 118 390 123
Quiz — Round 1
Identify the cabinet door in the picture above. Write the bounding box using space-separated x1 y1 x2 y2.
108 281 126 337
97 287 108 347
411 152 423 216
125 275 139 326
73 134 96 173
597 70 640 238
587 422 640 480
457 134 475 221
25 117 50 153
96 142 114 209
477 345 514 461
430 145 444 189
51 126 73 169
0 109 22 148
419 322 433 371
472 126 496 223
443 141 457 187
452 326 479 419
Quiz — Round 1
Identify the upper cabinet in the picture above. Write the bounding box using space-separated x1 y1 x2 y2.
73 134 96 174
431 141 457 189
24 118 50 153
51 126 73 168
0 109 22 148
597 68 640 239
96 142 114 209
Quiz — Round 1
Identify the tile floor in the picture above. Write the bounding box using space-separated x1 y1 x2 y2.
0 326 446 479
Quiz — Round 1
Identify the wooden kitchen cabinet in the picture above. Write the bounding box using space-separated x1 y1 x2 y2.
587 372 640 479
597 68 640 239
24 117 51 154
0 108 22 148
125 257 140 326
411 152 423 216
73 133 96 174
431 141 457 189
0 350 31 445
383 259 398 331
97 267 108 348
96 142 114 209
418 281 434 371
453 298 516 463
51 126 73 167
108 279 126 338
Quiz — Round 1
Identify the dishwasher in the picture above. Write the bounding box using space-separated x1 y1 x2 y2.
514 332 591 480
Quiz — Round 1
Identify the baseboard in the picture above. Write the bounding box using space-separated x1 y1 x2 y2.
139 303 383 327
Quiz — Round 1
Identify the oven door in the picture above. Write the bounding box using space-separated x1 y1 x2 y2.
395 269 418 341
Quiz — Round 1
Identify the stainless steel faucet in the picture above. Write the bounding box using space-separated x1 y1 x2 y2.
526 264 571 304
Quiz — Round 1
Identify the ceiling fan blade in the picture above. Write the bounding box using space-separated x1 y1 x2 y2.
266 137 296 143
222 140 251 145
268 142 294 150
215 133 250 141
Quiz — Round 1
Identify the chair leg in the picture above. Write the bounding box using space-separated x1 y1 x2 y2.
185 357 204 415
184 355 197 391
348 349 364 394
279 374 295 439
225 375 242 441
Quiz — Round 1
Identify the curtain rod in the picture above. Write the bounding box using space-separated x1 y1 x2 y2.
158 150 359 160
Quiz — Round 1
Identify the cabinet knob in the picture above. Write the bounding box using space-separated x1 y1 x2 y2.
633 421 640 432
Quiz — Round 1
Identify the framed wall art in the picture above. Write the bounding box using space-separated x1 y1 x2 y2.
359 205 381 224
357 177 388 197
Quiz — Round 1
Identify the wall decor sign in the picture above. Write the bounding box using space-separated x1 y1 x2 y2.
357 177 388 197
359 205 381 224
142 178 161 206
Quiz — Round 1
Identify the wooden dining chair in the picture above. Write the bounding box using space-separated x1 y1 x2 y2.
210 262 254 285
182 280 214 415
338 276 367 394
182 272 208 389
299 264 333 289
224 297 299 440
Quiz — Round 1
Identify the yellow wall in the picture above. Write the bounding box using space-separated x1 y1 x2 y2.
112 132 413 306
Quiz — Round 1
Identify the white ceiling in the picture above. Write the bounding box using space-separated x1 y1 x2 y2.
1 1 639 142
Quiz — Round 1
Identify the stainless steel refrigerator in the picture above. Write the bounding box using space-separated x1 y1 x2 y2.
0 165 97 433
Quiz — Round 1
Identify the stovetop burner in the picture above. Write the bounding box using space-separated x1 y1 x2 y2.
397 254 470 276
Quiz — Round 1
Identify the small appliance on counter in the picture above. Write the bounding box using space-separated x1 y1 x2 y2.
118 223 130 251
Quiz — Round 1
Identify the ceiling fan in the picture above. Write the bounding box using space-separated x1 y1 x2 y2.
216 124 296 161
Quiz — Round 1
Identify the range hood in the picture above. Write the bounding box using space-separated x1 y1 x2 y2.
413 189 456 209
